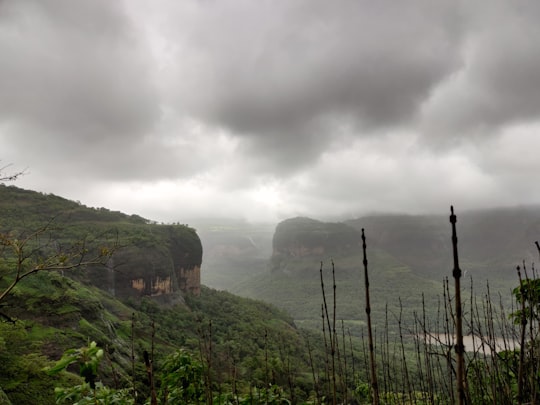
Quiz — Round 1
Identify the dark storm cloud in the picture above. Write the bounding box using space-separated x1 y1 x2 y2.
0 0 161 177
3 0 540 221
421 1 540 140
167 0 464 167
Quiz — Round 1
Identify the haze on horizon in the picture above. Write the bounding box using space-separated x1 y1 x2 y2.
2 1 540 224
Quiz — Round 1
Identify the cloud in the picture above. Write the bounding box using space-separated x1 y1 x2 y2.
2 0 540 222
158 0 463 170
420 1 540 141
0 0 160 176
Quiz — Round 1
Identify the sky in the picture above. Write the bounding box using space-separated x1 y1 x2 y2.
2 0 540 224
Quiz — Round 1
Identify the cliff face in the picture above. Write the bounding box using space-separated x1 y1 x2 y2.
271 217 361 270
0 185 203 298
90 225 203 298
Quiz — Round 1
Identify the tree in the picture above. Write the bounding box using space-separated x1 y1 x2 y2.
0 161 115 318
48 341 134 404
0 220 114 308
0 163 25 183
511 272 540 403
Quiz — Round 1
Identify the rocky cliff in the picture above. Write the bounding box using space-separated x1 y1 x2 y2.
88 225 203 298
0 185 203 297
271 217 361 270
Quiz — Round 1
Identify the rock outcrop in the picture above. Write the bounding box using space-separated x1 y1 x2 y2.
271 217 361 271
0 185 203 298
88 225 203 298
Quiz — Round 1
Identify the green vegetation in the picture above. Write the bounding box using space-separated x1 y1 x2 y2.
0 267 319 403
0 184 202 300
272 217 362 259
2 184 540 403
234 248 441 332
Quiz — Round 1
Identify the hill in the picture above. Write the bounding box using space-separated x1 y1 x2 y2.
233 217 442 331
2 185 539 403
0 186 318 403
347 207 540 282
0 184 202 297
230 209 540 332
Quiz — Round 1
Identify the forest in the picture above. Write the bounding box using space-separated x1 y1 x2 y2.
1 184 540 404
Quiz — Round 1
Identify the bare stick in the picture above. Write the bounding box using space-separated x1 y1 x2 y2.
362 228 379 404
450 206 467 405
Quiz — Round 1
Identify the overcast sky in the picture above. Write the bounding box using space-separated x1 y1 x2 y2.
2 0 540 223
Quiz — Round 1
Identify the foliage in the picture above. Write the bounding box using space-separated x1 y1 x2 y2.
0 220 115 309
512 278 540 323
54 382 134 405
4 183 540 404
48 341 134 405
0 320 64 404
157 350 205 404
48 341 104 385
272 217 362 260
156 349 294 405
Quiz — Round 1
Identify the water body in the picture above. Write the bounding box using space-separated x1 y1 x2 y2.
421 333 519 353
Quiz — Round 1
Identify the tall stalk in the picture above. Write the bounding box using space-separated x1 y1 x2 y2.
516 264 527 404
306 335 321 404
331 260 338 403
197 319 214 405
421 293 435 403
347 328 356 393
450 206 467 405
361 228 379 404
398 298 412 403
341 320 348 404
264 328 269 405
131 312 136 402
144 321 157 405
320 262 332 402
321 303 331 400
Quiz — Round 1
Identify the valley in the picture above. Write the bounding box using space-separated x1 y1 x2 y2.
1 185 539 404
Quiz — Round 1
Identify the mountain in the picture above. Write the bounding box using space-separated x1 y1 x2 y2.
271 217 362 267
0 185 315 403
3 185 539 403
0 184 202 297
233 217 442 330
347 207 540 281
230 208 540 332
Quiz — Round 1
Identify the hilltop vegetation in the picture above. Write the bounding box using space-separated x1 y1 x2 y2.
2 184 540 403
0 186 319 403
0 269 315 403
347 208 540 281
0 184 202 298
230 210 540 329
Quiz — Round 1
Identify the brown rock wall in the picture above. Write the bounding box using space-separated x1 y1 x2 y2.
178 265 201 296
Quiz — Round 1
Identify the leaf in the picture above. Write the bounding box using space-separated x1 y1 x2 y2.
46 352 79 375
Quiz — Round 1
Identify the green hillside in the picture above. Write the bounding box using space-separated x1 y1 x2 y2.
0 184 202 297
0 186 321 404
232 212 534 334
0 270 314 403
2 185 539 403
348 208 540 281
233 240 442 332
